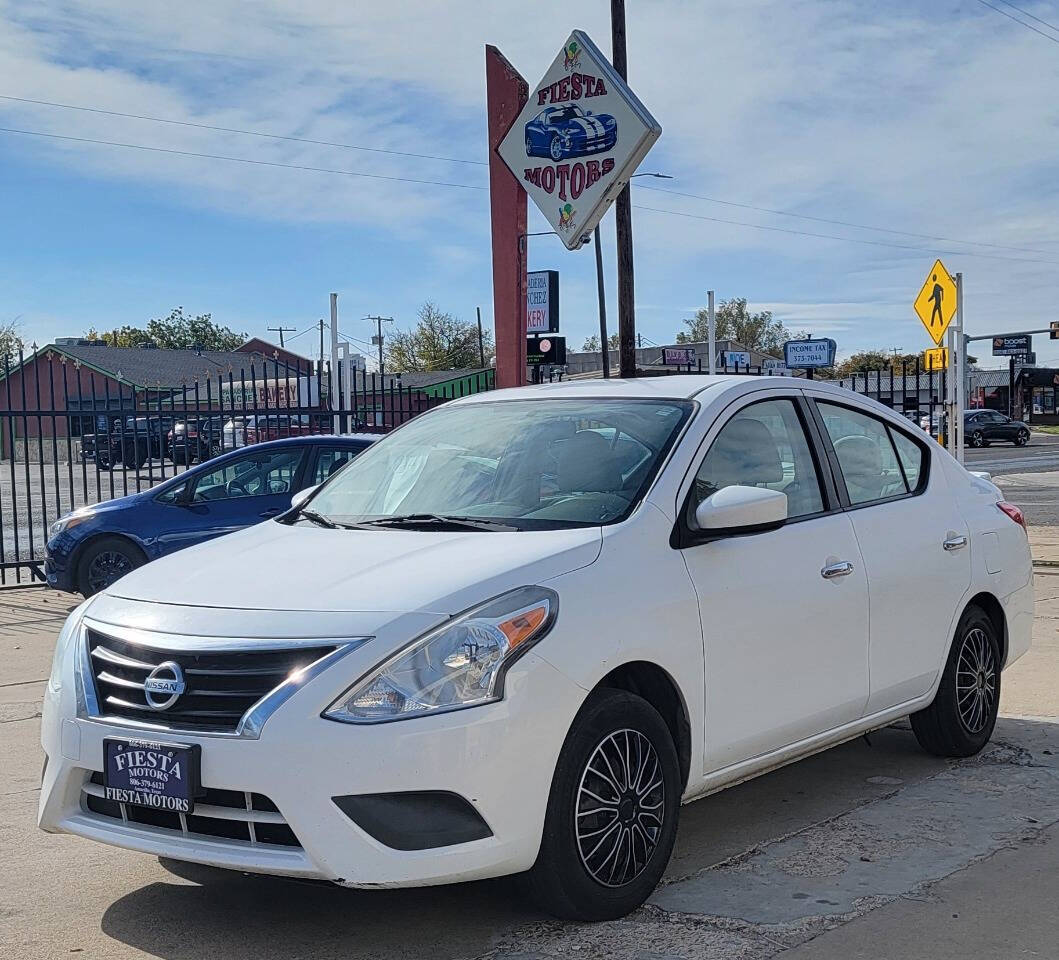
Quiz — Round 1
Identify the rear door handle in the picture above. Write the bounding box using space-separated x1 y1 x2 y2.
821 560 855 579
943 535 968 551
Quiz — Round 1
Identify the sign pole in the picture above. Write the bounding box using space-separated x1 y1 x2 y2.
954 272 964 463
611 0 637 379
485 45 529 389
707 290 716 375
594 225 611 379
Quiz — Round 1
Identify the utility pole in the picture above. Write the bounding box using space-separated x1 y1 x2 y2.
267 326 296 348
318 319 325 372
365 316 394 375
593 225 610 378
611 0 637 379
476 306 486 368
707 290 716 375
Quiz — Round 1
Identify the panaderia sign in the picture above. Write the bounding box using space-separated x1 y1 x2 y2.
497 31 661 250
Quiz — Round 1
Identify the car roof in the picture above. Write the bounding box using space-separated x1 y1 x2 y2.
448 374 842 403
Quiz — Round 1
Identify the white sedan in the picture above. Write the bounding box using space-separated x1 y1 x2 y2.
39 376 1033 920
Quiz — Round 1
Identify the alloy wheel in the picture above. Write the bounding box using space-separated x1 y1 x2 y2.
575 729 664 888
970 431 984 447
87 551 133 593
549 136 564 161
956 627 997 735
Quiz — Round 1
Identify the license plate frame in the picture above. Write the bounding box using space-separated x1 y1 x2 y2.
102 737 202 814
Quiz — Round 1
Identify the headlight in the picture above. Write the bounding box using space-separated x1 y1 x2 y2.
323 585 558 724
47 600 90 694
48 509 92 539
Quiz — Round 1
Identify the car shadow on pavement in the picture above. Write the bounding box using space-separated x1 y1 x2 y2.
101 865 539 960
96 725 967 960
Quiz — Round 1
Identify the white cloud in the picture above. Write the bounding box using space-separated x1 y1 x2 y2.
5 0 1059 358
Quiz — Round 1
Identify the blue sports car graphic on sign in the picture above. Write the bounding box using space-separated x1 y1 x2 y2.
525 104 617 161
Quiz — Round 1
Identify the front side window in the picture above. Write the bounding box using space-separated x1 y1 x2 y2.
817 402 914 505
192 449 305 502
688 398 824 523
305 399 693 529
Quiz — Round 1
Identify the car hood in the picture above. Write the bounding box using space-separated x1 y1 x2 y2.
105 518 603 614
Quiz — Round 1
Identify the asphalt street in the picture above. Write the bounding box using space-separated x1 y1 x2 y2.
1 573 1057 960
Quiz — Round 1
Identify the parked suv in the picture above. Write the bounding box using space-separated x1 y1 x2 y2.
95 416 175 469
168 416 227 465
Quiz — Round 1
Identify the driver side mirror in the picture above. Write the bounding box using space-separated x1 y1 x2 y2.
290 485 318 511
693 485 787 534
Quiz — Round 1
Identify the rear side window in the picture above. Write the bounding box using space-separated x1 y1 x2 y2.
817 402 923 505
890 429 924 490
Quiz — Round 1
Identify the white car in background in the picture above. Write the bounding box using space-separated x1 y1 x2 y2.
39 376 1032 920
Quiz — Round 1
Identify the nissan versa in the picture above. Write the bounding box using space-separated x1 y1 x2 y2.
39 377 1033 920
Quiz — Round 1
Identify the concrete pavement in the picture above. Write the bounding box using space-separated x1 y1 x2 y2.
1 580 1057 960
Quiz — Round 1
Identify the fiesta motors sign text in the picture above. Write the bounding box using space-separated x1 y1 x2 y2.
497 31 661 250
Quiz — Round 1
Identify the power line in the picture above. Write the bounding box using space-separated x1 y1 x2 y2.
995 0 1059 32
0 127 488 191
9 92 1059 259
971 0 1059 43
634 183 1059 256
631 203 1059 265
0 95 489 167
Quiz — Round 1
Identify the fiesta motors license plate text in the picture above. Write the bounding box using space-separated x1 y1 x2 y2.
103 738 201 813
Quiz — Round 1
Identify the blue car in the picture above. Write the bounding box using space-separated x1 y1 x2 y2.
525 104 618 161
45 434 376 596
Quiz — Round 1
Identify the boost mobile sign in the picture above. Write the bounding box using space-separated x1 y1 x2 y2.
497 31 662 250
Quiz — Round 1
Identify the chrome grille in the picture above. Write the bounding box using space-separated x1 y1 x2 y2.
86 628 336 733
82 772 300 847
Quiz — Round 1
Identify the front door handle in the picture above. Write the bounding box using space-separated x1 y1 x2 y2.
821 560 855 579
943 535 968 551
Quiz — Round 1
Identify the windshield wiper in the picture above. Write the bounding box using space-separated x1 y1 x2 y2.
294 508 340 529
360 513 517 532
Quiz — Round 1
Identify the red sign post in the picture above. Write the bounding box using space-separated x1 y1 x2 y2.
486 46 529 389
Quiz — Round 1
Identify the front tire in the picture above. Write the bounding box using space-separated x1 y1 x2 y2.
76 536 145 597
911 606 1000 758
549 135 564 161
1015 430 1029 446
526 689 680 920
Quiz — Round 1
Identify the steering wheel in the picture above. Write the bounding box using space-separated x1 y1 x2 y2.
225 477 255 497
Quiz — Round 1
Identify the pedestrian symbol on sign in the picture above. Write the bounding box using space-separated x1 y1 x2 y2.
929 275 944 329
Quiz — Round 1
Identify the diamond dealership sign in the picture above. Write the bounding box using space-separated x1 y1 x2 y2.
496 30 662 250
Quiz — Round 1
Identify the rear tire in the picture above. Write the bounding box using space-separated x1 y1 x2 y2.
76 536 145 597
525 689 680 920
969 430 985 448
911 605 1000 758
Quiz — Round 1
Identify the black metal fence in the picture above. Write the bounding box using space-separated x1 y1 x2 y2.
0 347 494 586
0 348 950 588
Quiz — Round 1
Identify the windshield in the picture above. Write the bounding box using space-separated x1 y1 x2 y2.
304 398 693 529
552 106 584 121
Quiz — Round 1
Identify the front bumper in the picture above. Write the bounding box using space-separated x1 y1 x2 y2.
44 546 76 592
38 613 587 888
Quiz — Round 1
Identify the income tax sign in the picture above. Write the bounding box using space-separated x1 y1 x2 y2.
497 31 662 250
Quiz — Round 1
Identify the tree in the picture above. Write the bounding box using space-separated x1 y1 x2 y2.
829 350 922 380
385 302 493 372
676 298 801 358
581 333 620 352
85 308 247 351
0 317 23 364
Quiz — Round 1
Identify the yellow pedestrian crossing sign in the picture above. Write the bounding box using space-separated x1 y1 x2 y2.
914 259 958 346
924 347 948 371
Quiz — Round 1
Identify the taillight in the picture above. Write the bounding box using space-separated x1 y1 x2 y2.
997 501 1026 530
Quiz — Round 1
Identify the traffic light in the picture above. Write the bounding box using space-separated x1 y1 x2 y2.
1050 321 1059 340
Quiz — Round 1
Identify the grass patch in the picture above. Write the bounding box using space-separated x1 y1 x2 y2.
1032 425 1059 435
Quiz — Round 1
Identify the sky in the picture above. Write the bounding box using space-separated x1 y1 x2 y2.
3 0 1059 369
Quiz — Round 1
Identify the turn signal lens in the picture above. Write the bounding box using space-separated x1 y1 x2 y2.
497 605 549 650
997 501 1026 530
